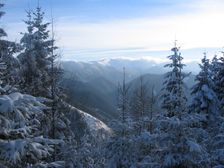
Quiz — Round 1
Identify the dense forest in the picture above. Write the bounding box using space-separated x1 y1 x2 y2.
0 2 224 168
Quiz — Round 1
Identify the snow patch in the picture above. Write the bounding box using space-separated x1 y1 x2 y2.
0 95 14 113
79 109 111 133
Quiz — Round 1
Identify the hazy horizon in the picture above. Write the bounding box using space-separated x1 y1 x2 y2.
3 0 224 61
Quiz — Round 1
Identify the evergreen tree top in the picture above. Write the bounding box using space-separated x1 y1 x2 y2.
24 10 33 34
200 53 209 70
212 55 218 62
165 45 185 70
171 46 179 53
193 53 211 87
161 44 188 117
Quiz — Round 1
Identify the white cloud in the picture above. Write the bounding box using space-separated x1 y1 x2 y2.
5 0 224 61
54 0 224 58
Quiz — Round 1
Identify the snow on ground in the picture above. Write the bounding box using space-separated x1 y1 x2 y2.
68 105 112 139
78 109 111 133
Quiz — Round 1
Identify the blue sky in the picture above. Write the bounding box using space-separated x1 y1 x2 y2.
2 0 224 61
4 0 192 22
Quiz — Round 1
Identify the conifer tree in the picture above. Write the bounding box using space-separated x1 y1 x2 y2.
161 44 187 117
0 3 64 167
18 6 53 97
191 53 220 122
210 55 220 81
148 85 157 133
105 68 138 168
208 54 224 166
48 13 76 164
0 4 20 89
153 45 210 167
117 67 131 136
215 52 224 113
0 3 7 94
130 76 148 120
18 5 74 165
130 76 149 134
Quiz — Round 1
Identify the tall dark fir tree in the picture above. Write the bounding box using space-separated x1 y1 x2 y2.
18 6 53 97
18 5 74 165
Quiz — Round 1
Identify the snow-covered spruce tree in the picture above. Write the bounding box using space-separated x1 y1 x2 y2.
210 55 220 82
161 45 188 117
17 6 73 165
207 53 224 167
18 6 52 97
152 46 210 168
182 50 224 168
151 113 210 168
0 3 64 167
0 92 64 168
208 116 224 167
105 67 139 168
210 55 221 101
215 52 224 114
66 133 106 168
0 4 20 90
190 53 220 124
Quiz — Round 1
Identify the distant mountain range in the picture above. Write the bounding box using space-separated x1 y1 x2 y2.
63 47 222 63
61 58 197 122
62 57 200 81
